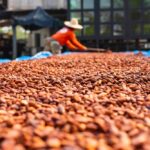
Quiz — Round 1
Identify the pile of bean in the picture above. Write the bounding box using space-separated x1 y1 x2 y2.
0 53 150 150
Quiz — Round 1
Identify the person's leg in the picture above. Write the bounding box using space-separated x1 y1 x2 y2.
50 41 62 55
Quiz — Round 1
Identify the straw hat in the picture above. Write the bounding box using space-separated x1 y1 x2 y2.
64 18 83 30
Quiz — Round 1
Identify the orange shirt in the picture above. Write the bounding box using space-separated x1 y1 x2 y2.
51 27 87 50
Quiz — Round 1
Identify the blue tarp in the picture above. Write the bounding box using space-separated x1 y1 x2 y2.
15 51 52 61
0 51 52 63
132 50 150 57
0 50 149 63
0 59 11 63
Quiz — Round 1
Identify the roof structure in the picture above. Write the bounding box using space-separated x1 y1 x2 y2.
13 7 63 30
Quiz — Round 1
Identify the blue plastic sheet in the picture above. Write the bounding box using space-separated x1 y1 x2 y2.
30 51 52 59
0 50 149 63
0 51 52 63
127 50 150 57
15 51 52 61
0 59 11 63
137 50 150 57
15 56 31 61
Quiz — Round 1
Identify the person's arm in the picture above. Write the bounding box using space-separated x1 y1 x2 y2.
66 40 78 50
71 33 87 50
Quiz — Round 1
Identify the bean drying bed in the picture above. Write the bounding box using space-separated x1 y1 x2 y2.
0 53 150 150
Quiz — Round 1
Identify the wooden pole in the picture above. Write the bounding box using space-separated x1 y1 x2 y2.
12 25 17 59
87 47 107 52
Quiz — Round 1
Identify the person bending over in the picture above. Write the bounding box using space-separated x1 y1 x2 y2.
44 18 87 54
